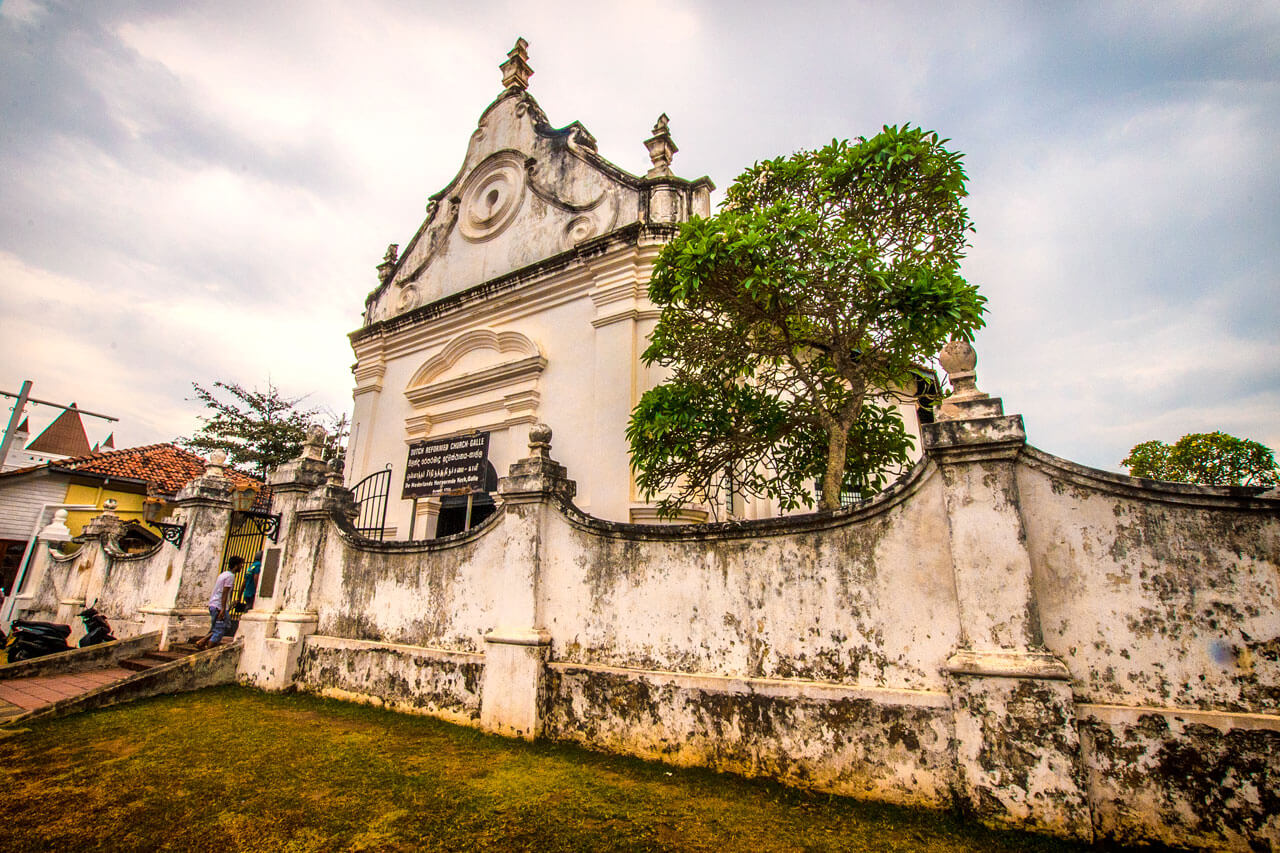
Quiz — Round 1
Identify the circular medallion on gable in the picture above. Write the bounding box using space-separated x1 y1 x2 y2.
396 284 419 313
458 152 527 242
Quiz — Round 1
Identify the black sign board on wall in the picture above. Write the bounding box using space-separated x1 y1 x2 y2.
402 432 491 498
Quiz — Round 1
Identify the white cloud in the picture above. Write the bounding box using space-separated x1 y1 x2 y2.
1 1 1277 475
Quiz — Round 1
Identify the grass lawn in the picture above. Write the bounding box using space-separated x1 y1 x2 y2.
0 686 1110 852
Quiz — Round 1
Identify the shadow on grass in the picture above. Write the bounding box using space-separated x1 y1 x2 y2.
0 686 1134 852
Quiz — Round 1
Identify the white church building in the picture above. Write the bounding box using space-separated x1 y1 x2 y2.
343 40 930 537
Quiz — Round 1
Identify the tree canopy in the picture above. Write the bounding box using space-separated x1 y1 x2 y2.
627 126 987 516
179 380 347 479
1122 432 1277 487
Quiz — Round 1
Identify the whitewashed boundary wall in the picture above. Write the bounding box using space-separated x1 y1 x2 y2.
233 381 1279 850
17 460 241 648
14 366 1277 849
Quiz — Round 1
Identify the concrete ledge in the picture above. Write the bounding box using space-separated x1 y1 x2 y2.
1079 702 1280 732
0 632 161 680
485 628 551 647
946 649 1072 681
547 660 952 707
302 634 484 664
2 640 242 726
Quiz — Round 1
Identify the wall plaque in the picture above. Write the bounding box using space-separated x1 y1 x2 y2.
402 432 491 498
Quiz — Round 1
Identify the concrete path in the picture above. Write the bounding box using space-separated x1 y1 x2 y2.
0 667 136 722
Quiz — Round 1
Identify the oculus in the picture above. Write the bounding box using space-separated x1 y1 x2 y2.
458 151 527 242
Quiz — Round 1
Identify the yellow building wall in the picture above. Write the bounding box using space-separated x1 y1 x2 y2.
63 484 147 536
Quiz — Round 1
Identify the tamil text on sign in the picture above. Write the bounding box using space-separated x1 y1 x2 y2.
402 432 490 498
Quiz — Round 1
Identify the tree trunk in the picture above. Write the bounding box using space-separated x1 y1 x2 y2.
820 425 848 511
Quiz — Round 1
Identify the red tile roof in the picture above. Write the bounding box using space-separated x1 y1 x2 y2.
3 443 269 507
25 404 92 457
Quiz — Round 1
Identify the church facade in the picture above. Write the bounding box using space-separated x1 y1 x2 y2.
343 40 926 535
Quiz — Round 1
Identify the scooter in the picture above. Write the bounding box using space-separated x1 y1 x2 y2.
5 619 72 663
78 605 115 647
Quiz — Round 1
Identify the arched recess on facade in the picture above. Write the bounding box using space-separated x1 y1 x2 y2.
402 329 546 442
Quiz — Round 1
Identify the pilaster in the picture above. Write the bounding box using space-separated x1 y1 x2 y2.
238 429 332 689
481 424 575 739
143 453 235 648
924 341 1091 841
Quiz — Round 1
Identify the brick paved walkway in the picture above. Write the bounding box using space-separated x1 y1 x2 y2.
0 667 134 721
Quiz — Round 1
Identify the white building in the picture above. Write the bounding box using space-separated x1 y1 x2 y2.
343 40 931 536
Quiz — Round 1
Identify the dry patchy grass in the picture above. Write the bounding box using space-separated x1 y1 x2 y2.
0 687 1114 852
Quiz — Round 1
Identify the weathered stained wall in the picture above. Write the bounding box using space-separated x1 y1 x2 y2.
1020 447 1280 712
296 636 483 725
544 663 956 808
540 463 958 689
258 432 1279 849
305 510 518 651
40 416 1273 848
1015 446 1280 847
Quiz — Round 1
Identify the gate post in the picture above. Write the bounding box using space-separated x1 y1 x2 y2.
482 424 575 739
923 342 1091 841
140 452 235 649
238 429 330 689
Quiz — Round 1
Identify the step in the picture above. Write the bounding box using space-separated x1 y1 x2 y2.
141 650 186 663
119 657 157 672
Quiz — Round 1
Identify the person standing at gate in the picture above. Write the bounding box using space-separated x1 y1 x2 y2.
196 557 243 650
235 552 262 615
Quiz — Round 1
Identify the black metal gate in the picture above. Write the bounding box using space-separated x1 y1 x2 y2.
351 464 392 540
219 509 280 612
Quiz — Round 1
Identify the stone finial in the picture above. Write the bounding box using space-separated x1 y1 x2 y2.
500 37 533 90
102 498 118 514
303 426 327 461
38 509 72 543
326 455 345 487
377 243 399 284
644 113 678 178
205 450 228 478
499 422 576 504
938 340 983 402
528 423 552 459
937 339 1005 421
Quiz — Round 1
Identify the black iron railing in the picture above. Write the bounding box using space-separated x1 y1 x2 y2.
352 464 393 541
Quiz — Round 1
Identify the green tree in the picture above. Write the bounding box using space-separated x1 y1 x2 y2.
180 380 346 479
1122 432 1278 487
627 126 987 515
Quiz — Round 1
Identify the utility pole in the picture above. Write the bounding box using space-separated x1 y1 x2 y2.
0 381 32 472
0 381 119 470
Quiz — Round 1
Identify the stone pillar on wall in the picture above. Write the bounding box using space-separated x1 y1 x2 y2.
484 423 575 739
58 504 126 625
238 428 331 690
923 341 1091 841
139 453 235 649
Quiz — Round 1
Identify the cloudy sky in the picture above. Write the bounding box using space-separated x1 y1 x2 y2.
1 0 1277 474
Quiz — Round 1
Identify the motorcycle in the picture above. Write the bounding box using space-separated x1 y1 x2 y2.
5 619 72 663
78 605 116 648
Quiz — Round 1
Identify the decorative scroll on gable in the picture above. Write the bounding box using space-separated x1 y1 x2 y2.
403 330 545 441
360 39 713 328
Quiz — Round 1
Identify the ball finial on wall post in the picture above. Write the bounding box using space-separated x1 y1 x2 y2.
938 340 981 401
528 423 552 459
937 339 1006 421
